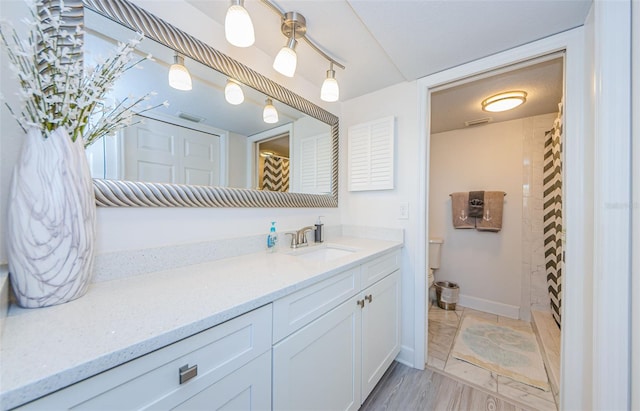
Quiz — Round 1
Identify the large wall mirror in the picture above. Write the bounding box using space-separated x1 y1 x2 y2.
82 0 338 207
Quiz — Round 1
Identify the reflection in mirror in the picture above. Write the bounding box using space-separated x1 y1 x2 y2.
84 8 332 195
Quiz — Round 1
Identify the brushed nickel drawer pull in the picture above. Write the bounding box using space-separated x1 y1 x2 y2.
179 364 198 384
365 294 373 303
357 299 365 308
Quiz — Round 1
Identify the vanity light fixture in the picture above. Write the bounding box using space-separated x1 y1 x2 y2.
168 54 192 91
273 37 298 77
224 1 345 100
263 98 278 123
320 62 339 102
272 12 304 77
225 0 255 47
481 91 527 112
224 79 244 105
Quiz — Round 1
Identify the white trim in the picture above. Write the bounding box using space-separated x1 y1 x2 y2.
632 2 639 409
457 295 520 319
592 1 632 410
415 79 429 370
395 345 414 368
417 27 588 409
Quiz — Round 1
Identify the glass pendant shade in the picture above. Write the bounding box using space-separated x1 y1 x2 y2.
273 39 297 77
320 69 339 102
168 55 192 91
225 2 255 48
224 79 244 105
263 99 278 124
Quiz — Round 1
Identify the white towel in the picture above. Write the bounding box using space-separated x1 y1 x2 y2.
476 191 505 232
451 192 475 229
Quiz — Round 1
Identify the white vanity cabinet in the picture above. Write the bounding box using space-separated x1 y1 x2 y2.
17 305 273 411
272 250 401 410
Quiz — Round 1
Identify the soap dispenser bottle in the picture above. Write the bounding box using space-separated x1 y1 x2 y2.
267 221 278 253
314 216 324 243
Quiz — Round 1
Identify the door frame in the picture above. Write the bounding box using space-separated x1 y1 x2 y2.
416 27 589 408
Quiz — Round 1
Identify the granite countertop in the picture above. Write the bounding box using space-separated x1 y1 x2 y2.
0 236 402 410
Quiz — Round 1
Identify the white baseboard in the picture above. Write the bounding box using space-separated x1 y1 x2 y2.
395 345 415 369
458 294 520 319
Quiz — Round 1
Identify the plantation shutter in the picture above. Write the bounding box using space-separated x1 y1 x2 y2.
299 133 331 194
348 116 394 191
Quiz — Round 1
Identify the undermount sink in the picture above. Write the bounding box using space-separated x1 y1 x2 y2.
292 244 358 262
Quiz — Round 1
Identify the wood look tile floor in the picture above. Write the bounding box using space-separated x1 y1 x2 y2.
360 304 557 411
360 361 527 411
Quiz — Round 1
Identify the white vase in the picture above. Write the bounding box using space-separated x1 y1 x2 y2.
7 127 96 308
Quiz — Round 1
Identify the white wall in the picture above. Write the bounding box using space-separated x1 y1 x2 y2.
429 117 542 318
227 132 248 188
0 0 29 265
340 81 419 366
590 0 632 409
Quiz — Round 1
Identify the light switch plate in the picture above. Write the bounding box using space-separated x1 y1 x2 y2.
399 202 409 219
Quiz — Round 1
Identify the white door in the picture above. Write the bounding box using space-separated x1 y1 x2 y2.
123 116 221 185
273 296 362 411
361 270 401 400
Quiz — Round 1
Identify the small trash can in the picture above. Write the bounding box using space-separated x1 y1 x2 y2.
435 281 459 310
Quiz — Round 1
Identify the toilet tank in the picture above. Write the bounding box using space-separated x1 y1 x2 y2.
428 238 444 269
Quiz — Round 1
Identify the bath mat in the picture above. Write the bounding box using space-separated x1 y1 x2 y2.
451 315 550 391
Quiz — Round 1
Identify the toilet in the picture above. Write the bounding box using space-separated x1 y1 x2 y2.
428 238 443 288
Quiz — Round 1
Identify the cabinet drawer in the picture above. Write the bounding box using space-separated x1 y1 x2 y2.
18 304 272 410
273 267 360 343
169 350 271 411
361 250 400 289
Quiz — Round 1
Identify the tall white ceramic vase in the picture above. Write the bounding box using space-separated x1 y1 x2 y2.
7 127 96 308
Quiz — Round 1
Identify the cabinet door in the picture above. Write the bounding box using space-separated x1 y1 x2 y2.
361 270 401 401
273 296 361 411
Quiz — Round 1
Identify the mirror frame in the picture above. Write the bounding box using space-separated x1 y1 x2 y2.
82 0 338 208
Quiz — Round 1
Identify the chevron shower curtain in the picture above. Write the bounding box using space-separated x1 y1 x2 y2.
262 155 290 192
543 103 563 328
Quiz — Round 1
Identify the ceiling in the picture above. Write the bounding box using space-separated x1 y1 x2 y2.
186 0 591 103
430 56 564 133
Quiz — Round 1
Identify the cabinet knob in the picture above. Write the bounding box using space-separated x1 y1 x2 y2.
179 364 198 384
365 294 373 303
357 299 365 308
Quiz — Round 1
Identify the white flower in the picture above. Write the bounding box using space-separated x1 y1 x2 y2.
0 0 165 147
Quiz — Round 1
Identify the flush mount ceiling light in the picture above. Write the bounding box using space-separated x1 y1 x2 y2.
481 91 527 112
224 1 345 101
225 0 255 47
263 98 278 124
168 54 192 91
224 79 244 105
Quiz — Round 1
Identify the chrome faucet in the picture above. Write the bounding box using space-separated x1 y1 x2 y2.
285 226 316 249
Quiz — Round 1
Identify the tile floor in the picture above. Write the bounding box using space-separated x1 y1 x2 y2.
427 303 558 411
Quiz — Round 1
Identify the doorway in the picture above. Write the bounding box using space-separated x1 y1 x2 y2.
426 54 564 406
415 28 587 409
256 133 290 192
